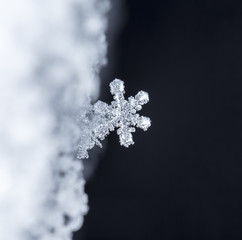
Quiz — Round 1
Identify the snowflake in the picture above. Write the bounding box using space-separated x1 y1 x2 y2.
77 79 151 158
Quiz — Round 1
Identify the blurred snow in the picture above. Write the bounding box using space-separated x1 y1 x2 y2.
0 0 109 239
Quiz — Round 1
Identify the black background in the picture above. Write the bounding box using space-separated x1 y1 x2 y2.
75 1 242 239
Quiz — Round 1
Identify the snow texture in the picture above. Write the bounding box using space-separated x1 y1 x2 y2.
77 79 151 159
0 0 109 240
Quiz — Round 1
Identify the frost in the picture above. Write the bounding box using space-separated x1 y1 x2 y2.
78 79 151 158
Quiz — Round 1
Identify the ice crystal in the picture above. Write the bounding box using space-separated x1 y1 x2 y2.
78 79 151 158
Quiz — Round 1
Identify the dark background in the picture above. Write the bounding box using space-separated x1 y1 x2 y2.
75 1 242 239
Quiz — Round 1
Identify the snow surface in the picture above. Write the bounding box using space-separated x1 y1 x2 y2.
0 0 109 239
